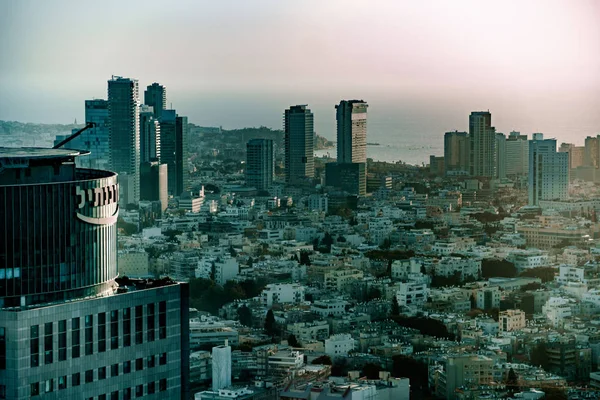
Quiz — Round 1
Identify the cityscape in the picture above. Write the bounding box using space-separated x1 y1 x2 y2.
1 1 600 400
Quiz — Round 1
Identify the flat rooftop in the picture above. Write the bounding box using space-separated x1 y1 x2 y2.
0 147 85 160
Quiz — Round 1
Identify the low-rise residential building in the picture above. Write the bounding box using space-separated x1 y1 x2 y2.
499 309 526 332
325 334 356 357
261 283 306 307
311 299 348 318
476 286 501 310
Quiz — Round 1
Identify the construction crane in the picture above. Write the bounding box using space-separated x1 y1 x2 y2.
52 122 96 149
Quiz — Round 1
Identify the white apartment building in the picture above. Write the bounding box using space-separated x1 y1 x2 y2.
391 259 421 280
261 283 305 307
196 255 239 285
431 241 458 256
507 249 550 270
325 334 356 357
556 265 587 285
476 286 501 310
542 297 574 327
307 194 328 213
287 321 330 342
311 299 348 318
433 256 481 279
396 280 429 307
324 268 364 292
499 309 526 332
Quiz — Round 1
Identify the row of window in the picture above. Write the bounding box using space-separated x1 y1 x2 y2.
30 354 167 395
30 302 167 367
32 379 167 398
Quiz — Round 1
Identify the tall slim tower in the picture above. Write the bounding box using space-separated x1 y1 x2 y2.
505 131 529 176
246 138 274 190
284 105 314 184
144 82 167 119
159 110 189 196
108 76 140 203
140 104 161 163
211 343 232 391
444 131 469 175
469 111 496 177
528 134 569 206
496 133 506 179
336 100 368 163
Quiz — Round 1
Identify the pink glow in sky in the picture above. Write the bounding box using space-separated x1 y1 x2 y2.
1 0 599 144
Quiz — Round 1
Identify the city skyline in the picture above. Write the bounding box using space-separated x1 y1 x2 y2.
1 1 599 147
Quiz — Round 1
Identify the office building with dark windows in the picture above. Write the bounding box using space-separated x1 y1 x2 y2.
246 138 274 190
284 105 314 184
0 148 189 399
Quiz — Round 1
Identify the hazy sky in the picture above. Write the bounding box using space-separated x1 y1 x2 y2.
1 0 599 144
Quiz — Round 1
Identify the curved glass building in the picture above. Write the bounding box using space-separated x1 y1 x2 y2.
0 148 118 307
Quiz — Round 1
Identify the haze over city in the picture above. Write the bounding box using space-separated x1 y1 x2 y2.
1 0 600 146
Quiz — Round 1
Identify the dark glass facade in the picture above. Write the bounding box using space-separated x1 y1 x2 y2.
0 149 118 307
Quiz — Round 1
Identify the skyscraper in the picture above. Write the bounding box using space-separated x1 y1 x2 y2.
528 134 569 206
444 131 469 175
559 143 584 170
496 133 506 179
140 105 161 163
140 161 169 212
159 110 189 196
469 111 496 177
584 136 599 168
246 138 273 190
0 147 189 399
336 100 368 164
144 82 167 120
108 76 140 203
505 131 529 177
284 105 314 184
53 99 111 171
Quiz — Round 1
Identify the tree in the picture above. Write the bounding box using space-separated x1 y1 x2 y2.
367 287 382 301
506 367 519 393
379 238 392 250
362 363 382 379
481 259 517 278
391 296 400 316
237 305 253 327
264 309 277 337
520 267 556 283
312 355 332 365
117 217 138 236
299 251 311 266
287 334 300 348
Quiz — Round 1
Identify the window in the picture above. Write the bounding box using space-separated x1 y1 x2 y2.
111 363 119 377
147 355 155 368
147 382 155 394
0 384 5 399
159 301 167 339
98 366 106 380
30 325 39 367
44 379 53 393
159 352 167 365
147 303 155 342
111 310 119 350
30 383 40 396
58 376 66 390
44 322 53 364
111 391 119 400
135 306 143 345
98 312 106 353
123 308 131 347
136 358 143 371
58 320 67 361
135 384 143 398
85 315 93 355
0 327 5 370
159 378 167 392
85 369 93 383
72 373 80 387
123 361 131 374
123 388 132 400
72 318 80 359
99 395 106 400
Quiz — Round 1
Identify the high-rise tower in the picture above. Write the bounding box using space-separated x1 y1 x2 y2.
144 82 167 120
284 105 314 184
108 76 140 203
444 131 469 175
140 105 161 163
159 110 189 196
528 134 569 206
469 111 496 177
246 138 274 190
336 100 368 164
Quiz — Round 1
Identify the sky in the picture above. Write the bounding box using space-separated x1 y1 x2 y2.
1 0 599 145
